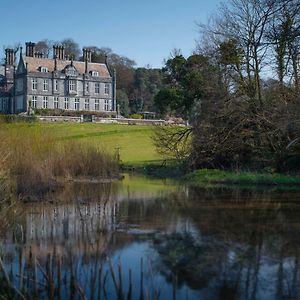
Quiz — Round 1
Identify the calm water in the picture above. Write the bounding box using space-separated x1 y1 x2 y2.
1 174 300 300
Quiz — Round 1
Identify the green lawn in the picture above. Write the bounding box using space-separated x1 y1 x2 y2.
2 123 162 165
187 169 300 186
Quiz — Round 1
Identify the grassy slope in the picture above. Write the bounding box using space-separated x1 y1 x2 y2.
3 123 162 165
188 169 300 186
2 122 299 186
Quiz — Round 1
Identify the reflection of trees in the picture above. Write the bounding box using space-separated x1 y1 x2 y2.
154 232 226 290
1 180 300 299
152 187 300 299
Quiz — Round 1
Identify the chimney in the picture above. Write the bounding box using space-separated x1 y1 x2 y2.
60 46 65 60
25 42 36 57
34 51 43 58
53 45 65 60
83 48 92 73
5 48 15 66
83 48 92 63
53 45 59 59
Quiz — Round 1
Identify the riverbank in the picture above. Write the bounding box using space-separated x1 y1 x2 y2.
186 169 300 186
2 121 300 189
127 162 300 187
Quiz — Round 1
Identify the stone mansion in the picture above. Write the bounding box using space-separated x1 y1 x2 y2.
0 42 116 115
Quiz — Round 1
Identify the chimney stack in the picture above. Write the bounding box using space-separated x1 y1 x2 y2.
5 48 15 66
34 51 43 58
61 46 65 60
83 48 92 63
25 42 36 57
53 45 59 59
83 48 92 73
53 45 65 60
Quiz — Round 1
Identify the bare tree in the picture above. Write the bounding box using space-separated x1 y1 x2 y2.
35 39 53 58
60 38 80 60
152 126 192 160
198 0 294 106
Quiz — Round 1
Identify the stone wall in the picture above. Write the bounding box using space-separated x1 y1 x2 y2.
38 115 82 123
37 115 169 125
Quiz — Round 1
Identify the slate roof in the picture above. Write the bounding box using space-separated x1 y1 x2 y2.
23 57 111 77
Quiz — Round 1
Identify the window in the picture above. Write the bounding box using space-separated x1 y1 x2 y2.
31 96 37 108
104 99 109 111
68 80 76 92
41 67 48 73
43 79 48 91
32 78 37 90
75 98 80 110
84 99 89 110
95 99 100 111
95 83 100 94
54 97 59 109
104 83 110 95
64 98 69 110
66 67 76 76
43 96 48 109
85 82 89 93
54 80 58 91
92 71 99 77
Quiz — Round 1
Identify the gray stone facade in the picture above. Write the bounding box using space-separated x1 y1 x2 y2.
0 42 117 115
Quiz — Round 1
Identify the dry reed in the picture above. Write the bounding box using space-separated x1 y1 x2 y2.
0 122 119 198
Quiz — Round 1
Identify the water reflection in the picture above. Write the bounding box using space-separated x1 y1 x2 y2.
0 175 300 299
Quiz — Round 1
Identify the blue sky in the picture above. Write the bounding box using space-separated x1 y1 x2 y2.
0 0 221 67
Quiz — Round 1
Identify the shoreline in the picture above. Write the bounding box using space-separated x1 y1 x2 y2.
186 169 300 187
125 163 300 188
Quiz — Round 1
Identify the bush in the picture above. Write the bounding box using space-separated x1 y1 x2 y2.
34 108 117 118
129 113 143 119
0 114 37 123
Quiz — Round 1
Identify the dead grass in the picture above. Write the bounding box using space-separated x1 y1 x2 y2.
0 122 119 197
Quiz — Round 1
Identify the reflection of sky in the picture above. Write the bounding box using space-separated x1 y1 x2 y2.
0 175 300 299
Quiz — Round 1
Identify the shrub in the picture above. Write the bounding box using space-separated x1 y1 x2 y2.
129 113 143 119
34 108 117 118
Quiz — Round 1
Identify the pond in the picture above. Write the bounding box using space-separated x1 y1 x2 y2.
0 174 300 300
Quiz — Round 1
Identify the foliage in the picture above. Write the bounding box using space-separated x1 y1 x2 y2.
131 68 165 112
35 38 81 60
0 114 37 123
187 169 300 186
188 0 300 172
154 0 300 173
35 39 53 57
60 38 81 59
155 54 224 119
34 108 116 118
129 113 143 119
116 89 129 117
152 125 192 160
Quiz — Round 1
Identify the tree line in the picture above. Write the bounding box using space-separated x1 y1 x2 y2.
154 0 300 173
